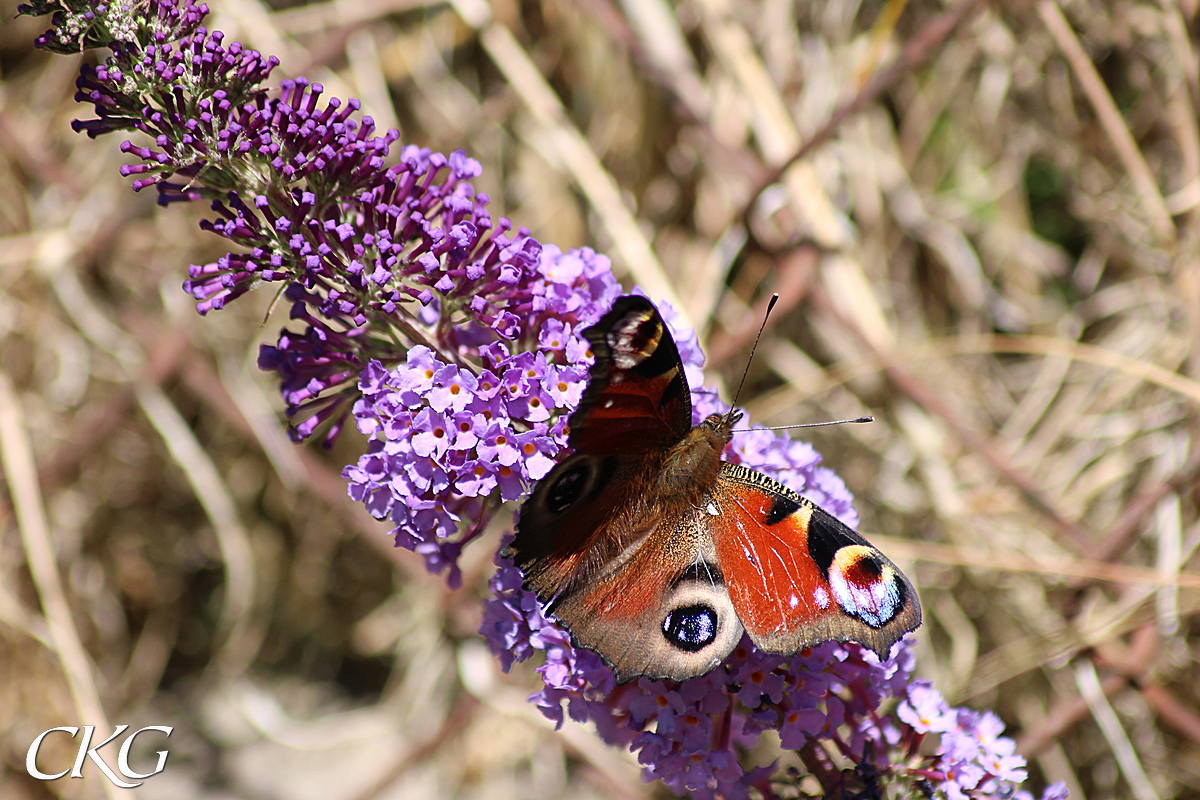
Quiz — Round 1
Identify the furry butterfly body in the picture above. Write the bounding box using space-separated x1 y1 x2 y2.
507 296 921 682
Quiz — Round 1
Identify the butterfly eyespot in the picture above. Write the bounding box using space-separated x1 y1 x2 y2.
546 462 590 513
662 604 719 652
610 313 663 368
828 545 904 628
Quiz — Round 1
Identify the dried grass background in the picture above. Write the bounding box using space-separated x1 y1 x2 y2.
2 0 1199 797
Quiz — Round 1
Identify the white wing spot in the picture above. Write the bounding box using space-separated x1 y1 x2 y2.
813 586 830 609
603 399 614 408
788 593 799 608
706 501 720 516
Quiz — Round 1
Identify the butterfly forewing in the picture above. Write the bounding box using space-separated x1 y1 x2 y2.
568 296 692 456
709 463 921 659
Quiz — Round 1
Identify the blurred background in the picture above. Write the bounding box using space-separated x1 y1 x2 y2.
2 0 1199 797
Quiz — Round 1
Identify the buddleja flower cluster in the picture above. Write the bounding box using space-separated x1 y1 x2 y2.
20 2 1066 797
344 245 622 585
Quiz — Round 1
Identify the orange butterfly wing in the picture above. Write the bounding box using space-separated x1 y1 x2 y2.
708 463 921 659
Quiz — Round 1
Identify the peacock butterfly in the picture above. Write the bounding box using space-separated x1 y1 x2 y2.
506 295 921 682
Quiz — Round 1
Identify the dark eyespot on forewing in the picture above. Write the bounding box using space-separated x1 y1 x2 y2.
842 551 884 583
803 512 909 628
608 309 661 366
712 462 921 659
827 545 908 629
608 312 682 379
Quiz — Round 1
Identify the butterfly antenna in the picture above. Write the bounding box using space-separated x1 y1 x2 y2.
725 293 779 424
739 416 874 432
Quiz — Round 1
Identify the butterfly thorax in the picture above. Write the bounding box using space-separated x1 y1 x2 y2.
655 413 733 507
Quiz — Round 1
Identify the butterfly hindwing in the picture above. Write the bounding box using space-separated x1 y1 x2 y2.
707 463 921 659
544 514 745 682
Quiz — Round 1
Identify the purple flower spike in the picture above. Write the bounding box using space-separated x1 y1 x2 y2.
342 253 618 577
23 0 210 53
